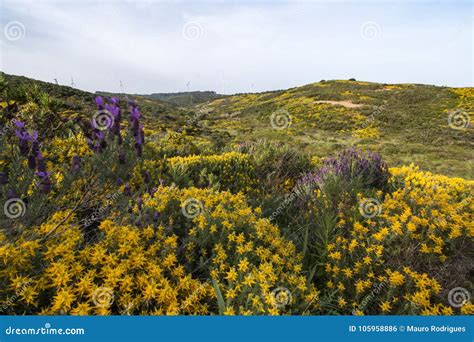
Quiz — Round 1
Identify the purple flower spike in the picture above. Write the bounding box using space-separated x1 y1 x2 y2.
149 187 157 196
95 96 104 109
36 152 47 172
7 189 16 199
124 183 131 196
300 147 389 191
28 154 37 170
0 172 7 185
13 120 25 129
143 171 150 184
136 196 142 210
35 171 52 194
118 152 126 164
71 156 81 172
15 129 31 156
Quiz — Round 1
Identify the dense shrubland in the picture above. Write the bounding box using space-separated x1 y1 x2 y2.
0 76 472 315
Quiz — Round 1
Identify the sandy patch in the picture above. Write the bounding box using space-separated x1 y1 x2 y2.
315 100 364 108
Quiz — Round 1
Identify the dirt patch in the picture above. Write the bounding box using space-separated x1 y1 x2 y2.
315 100 364 108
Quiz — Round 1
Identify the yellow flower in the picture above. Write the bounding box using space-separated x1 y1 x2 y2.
238 258 250 272
225 288 237 299
243 274 255 287
363 256 371 265
389 271 405 287
420 244 431 254
328 251 342 261
225 267 238 282
460 302 474 315
338 297 347 307
380 301 392 312
71 303 92 315
223 307 235 315
342 268 353 278
355 280 366 294
51 288 75 312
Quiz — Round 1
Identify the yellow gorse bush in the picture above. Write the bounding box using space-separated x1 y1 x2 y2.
140 186 319 315
0 211 215 315
325 165 473 315
166 152 257 193
1 186 319 315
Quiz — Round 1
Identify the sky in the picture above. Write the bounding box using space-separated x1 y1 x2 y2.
0 0 472 94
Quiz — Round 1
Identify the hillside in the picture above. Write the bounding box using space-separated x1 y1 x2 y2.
190 80 473 179
0 73 198 133
1 73 472 178
0 72 473 316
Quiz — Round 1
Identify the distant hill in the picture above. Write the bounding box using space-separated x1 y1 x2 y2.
98 90 225 107
145 91 225 106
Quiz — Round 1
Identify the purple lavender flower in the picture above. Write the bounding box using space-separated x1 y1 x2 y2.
71 156 81 172
143 171 150 184
36 152 47 173
7 189 15 199
95 96 104 109
27 154 36 170
13 120 25 129
14 121 31 156
118 152 126 164
130 107 140 135
301 147 389 190
124 183 131 196
148 187 157 196
0 172 7 185
35 171 52 194
136 196 142 210
134 125 145 157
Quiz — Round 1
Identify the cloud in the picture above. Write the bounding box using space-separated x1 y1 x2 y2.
0 0 472 93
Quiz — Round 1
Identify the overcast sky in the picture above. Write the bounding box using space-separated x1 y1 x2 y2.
0 0 472 94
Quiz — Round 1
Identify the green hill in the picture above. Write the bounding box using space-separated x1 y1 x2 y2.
188 80 473 179
1 73 472 178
